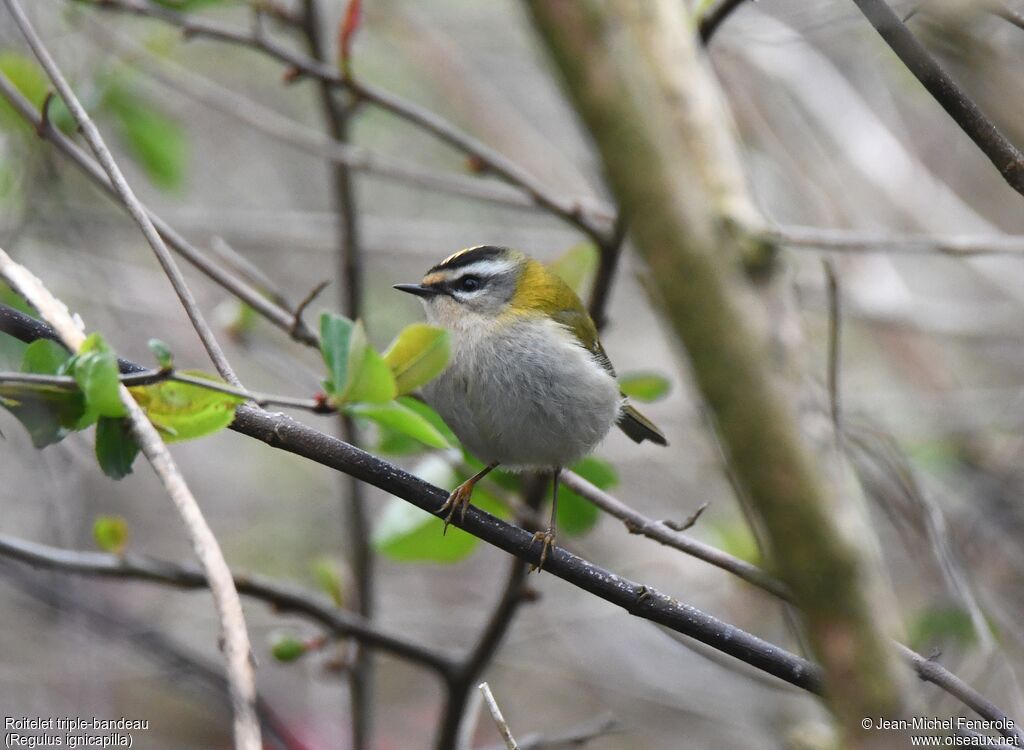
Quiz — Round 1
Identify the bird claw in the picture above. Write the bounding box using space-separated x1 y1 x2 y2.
439 481 474 535
529 528 557 572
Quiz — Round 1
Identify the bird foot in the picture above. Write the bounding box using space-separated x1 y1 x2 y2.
439 479 475 535
529 528 557 572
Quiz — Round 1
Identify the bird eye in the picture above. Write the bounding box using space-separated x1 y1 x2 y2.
457 275 482 292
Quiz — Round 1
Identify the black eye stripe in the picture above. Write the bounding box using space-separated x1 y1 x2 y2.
452 274 483 293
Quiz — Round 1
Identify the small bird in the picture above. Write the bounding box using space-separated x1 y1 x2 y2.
395 246 666 568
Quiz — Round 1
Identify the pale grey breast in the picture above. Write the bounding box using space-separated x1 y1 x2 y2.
423 316 621 469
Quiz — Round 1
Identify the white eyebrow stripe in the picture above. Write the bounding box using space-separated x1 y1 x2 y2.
449 259 516 278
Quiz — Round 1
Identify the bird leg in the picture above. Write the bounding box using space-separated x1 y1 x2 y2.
439 462 499 534
530 467 561 572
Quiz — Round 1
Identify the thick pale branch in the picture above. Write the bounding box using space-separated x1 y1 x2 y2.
524 0 902 739
0 253 260 750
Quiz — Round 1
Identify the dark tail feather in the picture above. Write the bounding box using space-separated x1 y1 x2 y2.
617 403 668 446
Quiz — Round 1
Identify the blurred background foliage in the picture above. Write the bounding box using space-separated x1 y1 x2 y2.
1 0 1024 748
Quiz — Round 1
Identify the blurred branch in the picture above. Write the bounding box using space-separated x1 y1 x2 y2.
561 460 1024 744
0 533 456 675
0 249 260 750
4 0 240 386
823 260 842 436
989 2 1024 32
478 715 617 750
0 70 318 346
86 18 607 219
435 553 530 750
3 302 1023 744
74 0 614 244
766 224 1024 256
850 0 1024 196
698 0 751 44
587 215 627 330
296 2 373 747
0 562 310 750
525 1 901 740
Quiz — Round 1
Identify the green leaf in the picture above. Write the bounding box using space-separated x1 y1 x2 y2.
0 340 83 448
95 417 139 480
0 384 84 448
346 400 450 449
319 312 360 397
707 519 762 567
383 324 450 395
270 634 307 663
372 458 508 563
310 558 345 608
548 243 598 294
22 339 70 375
102 80 186 191
0 53 73 134
215 299 258 340
344 344 396 404
148 339 174 370
908 605 978 652
558 456 617 536
93 515 129 554
397 396 458 447
73 333 127 420
619 372 671 403
129 370 244 442
0 280 33 315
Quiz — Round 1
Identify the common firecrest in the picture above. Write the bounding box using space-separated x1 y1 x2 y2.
395 245 666 568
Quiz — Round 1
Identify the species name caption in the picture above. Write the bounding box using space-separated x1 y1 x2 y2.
861 716 1019 747
5 717 148 748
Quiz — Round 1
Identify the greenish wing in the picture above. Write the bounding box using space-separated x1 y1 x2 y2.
551 307 616 377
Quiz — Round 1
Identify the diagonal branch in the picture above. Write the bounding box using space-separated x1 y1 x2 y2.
4 0 240 385
850 0 1024 196
0 251 260 750
80 17 606 217
0 533 455 675
0 70 318 346
75 0 614 243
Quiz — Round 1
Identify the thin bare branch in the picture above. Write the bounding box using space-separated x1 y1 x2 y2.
479 715 618 750
0 250 260 750
0 368 324 412
767 224 1024 256
0 533 455 675
4 0 240 385
75 0 614 243
0 71 318 346
559 470 791 599
850 0 1024 196
478 683 519 750
85 21 593 217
